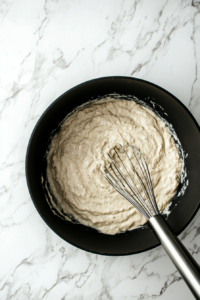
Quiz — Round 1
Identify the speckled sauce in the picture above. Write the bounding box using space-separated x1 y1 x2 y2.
44 96 183 235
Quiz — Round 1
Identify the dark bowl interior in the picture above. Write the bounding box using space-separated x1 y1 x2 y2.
26 76 200 255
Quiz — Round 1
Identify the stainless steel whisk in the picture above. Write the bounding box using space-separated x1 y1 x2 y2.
102 144 200 300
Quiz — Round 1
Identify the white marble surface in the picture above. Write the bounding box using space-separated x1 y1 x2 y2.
0 0 200 299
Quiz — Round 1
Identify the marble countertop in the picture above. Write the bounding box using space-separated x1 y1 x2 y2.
0 0 200 299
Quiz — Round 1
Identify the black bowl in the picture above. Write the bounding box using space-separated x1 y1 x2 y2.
26 76 200 255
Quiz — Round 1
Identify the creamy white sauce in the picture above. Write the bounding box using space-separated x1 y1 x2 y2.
44 96 183 234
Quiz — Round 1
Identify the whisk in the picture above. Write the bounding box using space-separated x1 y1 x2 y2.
102 144 200 300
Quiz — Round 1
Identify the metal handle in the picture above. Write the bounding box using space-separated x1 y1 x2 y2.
149 215 200 300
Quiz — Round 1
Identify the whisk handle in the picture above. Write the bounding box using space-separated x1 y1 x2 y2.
149 215 200 300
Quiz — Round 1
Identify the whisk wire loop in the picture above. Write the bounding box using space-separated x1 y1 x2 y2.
106 154 152 218
102 167 150 219
119 144 155 214
108 153 151 215
102 145 160 219
128 144 159 215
